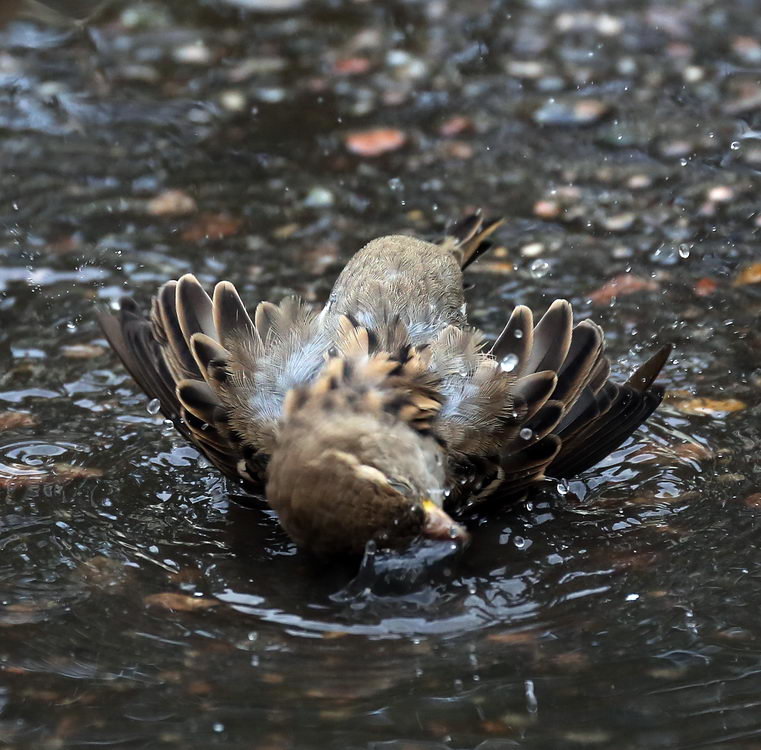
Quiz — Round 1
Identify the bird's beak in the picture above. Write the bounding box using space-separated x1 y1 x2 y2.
421 500 470 544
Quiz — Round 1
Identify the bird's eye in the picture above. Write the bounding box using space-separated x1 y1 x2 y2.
388 478 414 497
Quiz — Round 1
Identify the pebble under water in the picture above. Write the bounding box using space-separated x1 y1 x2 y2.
2 1 761 748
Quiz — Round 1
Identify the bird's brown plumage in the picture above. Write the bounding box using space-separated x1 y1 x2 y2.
97 213 670 557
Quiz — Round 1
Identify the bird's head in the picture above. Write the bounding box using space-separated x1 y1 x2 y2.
265 404 468 558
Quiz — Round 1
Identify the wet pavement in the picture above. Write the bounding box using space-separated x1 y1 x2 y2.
2 0 761 748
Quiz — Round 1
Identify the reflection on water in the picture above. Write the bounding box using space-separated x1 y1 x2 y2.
2 0 761 748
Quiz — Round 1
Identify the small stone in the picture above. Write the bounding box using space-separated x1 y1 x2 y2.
147 190 197 217
303 187 334 208
507 60 544 78
683 65 704 83
627 174 652 189
219 90 247 112
707 185 734 203
222 0 305 9
520 242 546 258
603 212 635 232
533 199 560 219
173 41 212 65
533 98 610 126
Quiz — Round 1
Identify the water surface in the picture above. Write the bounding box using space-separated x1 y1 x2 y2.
2 1 761 748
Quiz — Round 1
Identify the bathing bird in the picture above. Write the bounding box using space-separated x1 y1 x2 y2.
98 214 669 557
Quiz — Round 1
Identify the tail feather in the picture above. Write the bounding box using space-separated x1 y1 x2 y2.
442 212 506 270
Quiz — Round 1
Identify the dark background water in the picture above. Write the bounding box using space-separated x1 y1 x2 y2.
2 0 761 748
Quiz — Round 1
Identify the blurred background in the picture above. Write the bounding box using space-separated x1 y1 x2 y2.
1 0 761 748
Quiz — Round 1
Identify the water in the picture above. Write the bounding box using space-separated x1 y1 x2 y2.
2 1 761 748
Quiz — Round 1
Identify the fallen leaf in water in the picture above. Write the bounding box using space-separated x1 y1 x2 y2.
0 462 102 488
333 57 371 75
673 398 746 416
54 463 103 481
144 593 219 612
345 127 407 156
480 720 512 735
473 260 514 274
0 412 37 430
487 629 539 645
182 213 242 242
694 277 718 296
61 344 105 359
439 115 472 137
186 680 213 695
668 441 714 461
0 600 60 626
75 556 129 590
438 140 474 159
733 262 761 286
588 273 658 305
272 222 299 239
147 189 197 217
743 493 761 508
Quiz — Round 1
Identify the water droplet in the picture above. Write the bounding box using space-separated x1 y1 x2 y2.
448 525 460 539
529 258 550 278
146 398 161 415
500 353 519 372
520 427 533 440
679 157 688 166
625 593 640 601
387 177 403 191
525 679 538 713
213 723 225 733
513 535 526 549
514 328 524 339
556 480 569 496
678 243 691 259
730 140 741 151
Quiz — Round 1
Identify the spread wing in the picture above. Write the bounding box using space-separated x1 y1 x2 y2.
432 299 670 511
98 274 328 489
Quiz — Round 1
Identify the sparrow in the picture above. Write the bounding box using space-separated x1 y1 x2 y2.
98 214 670 558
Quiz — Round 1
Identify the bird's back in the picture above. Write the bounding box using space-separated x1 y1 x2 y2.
321 235 467 348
